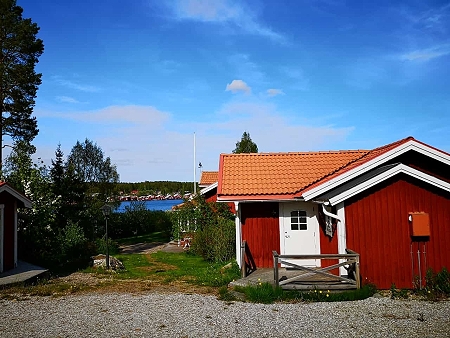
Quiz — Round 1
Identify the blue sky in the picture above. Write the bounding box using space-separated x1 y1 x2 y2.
15 0 450 182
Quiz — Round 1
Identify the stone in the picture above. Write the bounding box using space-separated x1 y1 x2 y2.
91 254 125 270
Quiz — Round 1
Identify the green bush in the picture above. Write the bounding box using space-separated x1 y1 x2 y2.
422 267 450 300
172 195 235 263
191 218 235 263
95 237 120 255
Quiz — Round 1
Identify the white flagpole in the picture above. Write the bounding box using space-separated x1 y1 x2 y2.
194 132 196 195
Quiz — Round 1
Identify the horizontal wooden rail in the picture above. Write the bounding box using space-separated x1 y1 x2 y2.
273 249 361 290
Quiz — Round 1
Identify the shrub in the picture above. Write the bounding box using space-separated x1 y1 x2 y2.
422 267 450 300
95 237 120 256
172 195 235 263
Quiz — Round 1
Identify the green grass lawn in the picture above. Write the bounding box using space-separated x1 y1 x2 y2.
85 251 240 288
116 231 171 245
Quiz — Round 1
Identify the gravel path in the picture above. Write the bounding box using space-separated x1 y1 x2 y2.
1 293 449 337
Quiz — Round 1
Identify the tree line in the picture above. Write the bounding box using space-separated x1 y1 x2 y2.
116 181 195 195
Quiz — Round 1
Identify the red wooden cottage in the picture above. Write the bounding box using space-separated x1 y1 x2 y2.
216 137 450 289
0 182 32 273
199 171 219 203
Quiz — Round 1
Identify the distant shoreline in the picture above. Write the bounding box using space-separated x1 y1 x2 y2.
116 199 183 212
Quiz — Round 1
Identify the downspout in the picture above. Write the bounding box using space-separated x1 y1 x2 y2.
321 203 342 223
314 200 342 223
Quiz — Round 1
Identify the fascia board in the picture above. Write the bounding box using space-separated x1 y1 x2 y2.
0 185 32 208
200 182 218 195
328 164 450 206
303 140 450 201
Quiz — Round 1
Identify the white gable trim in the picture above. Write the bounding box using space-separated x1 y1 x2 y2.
327 164 450 206
0 185 32 208
200 182 218 195
303 140 450 201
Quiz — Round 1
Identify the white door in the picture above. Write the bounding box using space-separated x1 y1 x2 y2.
281 202 319 267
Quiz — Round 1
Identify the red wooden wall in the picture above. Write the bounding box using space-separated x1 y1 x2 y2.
345 175 450 289
241 202 280 268
204 189 236 213
318 207 339 274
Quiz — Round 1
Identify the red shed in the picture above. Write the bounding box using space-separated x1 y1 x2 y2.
217 137 450 289
0 182 32 273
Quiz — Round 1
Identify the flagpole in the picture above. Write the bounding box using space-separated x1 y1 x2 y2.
194 132 196 195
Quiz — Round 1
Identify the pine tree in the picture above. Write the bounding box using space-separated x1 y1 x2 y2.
0 0 44 164
50 144 86 231
232 131 258 154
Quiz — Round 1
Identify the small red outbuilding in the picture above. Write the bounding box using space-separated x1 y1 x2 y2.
0 182 32 273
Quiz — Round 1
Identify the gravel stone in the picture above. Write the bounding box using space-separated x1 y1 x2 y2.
1 293 449 337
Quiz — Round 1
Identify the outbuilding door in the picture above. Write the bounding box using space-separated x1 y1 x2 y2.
280 202 320 266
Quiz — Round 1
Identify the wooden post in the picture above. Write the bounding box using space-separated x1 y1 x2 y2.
240 241 246 278
273 251 279 287
355 254 361 289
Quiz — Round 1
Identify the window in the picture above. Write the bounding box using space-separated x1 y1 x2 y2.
291 210 307 230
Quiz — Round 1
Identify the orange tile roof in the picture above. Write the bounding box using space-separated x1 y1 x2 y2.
299 136 414 195
217 137 415 199
199 171 218 186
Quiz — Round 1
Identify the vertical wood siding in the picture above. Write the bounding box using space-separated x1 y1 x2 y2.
318 207 339 274
241 202 280 268
345 175 450 289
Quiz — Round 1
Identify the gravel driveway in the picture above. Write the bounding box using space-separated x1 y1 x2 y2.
1 292 449 337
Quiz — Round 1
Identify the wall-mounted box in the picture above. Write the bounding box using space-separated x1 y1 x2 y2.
409 212 430 237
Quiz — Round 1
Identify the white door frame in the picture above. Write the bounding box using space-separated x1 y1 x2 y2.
278 201 321 266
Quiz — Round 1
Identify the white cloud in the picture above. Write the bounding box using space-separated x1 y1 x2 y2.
33 102 353 182
168 0 285 42
267 89 284 97
225 79 251 94
52 76 101 92
56 96 80 104
400 45 450 61
37 105 169 126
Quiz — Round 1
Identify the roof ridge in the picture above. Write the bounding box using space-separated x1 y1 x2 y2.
292 149 372 194
221 149 369 156
294 136 416 194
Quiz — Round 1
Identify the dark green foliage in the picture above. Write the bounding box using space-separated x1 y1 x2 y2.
95 237 119 256
191 217 236 262
390 283 409 299
0 0 44 161
4 140 118 271
67 139 119 184
232 131 258 154
172 195 236 262
421 267 450 300
110 202 172 239
50 144 86 232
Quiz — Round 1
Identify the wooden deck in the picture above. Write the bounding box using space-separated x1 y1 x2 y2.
233 243 360 291
0 261 48 286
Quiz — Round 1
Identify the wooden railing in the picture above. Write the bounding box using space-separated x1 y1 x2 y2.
272 249 360 290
